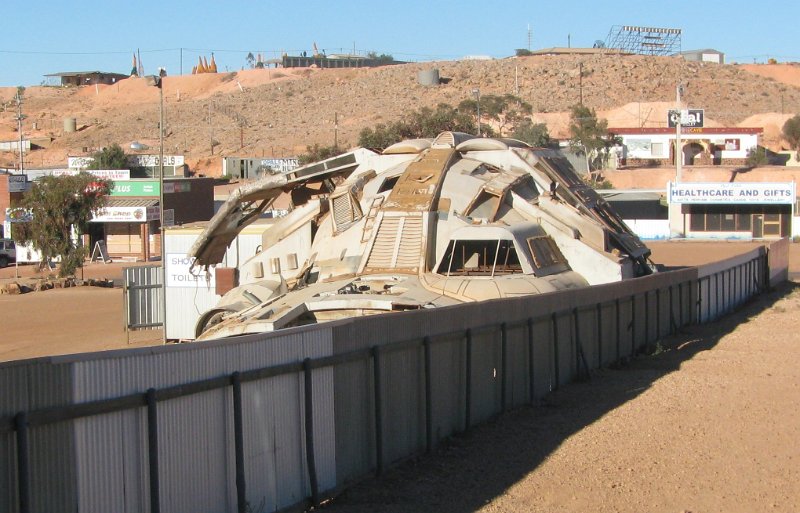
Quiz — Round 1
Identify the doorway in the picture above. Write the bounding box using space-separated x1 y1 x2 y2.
752 214 763 238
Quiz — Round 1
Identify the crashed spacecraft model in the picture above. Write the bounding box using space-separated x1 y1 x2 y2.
189 132 653 340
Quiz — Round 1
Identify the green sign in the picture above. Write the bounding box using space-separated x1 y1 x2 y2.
110 180 160 197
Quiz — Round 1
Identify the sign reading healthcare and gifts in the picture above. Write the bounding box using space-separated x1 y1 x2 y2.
669 182 795 205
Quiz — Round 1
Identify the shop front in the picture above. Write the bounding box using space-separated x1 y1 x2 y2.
89 198 160 260
88 180 161 261
613 127 762 167
668 181 795 239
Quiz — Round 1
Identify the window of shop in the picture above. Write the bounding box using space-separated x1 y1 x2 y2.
651 142 664 157
688 204 789 236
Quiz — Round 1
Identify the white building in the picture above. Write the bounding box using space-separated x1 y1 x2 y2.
612 127 762 167
668 181 796 239
680 49 725 64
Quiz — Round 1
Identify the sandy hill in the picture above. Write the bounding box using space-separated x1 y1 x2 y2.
1 55 799 175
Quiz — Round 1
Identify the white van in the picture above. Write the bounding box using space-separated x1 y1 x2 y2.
0 238 16 267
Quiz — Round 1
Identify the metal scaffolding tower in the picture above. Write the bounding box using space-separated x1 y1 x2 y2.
605 25 682 56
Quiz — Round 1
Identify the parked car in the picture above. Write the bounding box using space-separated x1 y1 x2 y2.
0 238 16 268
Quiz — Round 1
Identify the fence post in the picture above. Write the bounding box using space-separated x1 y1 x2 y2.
573 308 590 380
527 318 535 404
656 287 661 339
615 298 621 362
697 277 703 324
303 358 319 506
465 329 473 431
372 346 384 476
678 282 684 327
500 324 508 412
630 294 636 356
146 388 161 513
668 285 676 335
644 290 650 346
551 313 560 390
231 372 247 513
14 412 30 513
423 337 433 454
596 303 603 367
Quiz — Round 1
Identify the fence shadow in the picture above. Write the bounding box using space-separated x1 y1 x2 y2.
322 281 797 513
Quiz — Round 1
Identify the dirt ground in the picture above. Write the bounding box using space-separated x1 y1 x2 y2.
0 261 162 362
1 242 799 512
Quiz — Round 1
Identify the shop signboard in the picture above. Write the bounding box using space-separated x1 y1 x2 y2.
8 174 29 193
110 180 160 196
162 209 175 227
163 181 191 194
669 182 795 204
260 158 300 173
68 156 94 169
667 109 704 128
166 253 215 288
54 169 131 180
128 155 185 167
92 205 160 222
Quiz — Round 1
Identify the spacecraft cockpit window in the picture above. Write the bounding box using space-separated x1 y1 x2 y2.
436 239 523 277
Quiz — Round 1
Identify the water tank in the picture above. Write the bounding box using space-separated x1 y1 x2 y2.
417 69 440 86
63 117 77 133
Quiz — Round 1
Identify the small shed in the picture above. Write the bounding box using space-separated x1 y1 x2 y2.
679 49 725 64
44 71 129 87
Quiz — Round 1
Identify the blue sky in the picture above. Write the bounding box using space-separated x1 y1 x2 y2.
2 0 798 87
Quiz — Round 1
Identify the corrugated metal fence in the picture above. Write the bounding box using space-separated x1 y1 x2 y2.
123 266 162 330
0 243 786 513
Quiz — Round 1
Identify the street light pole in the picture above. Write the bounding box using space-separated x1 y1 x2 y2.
147 74 167 343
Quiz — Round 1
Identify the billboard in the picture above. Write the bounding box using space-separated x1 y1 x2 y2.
8 174 29 193
668 109 704 128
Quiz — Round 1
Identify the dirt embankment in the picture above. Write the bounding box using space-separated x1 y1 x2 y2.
2 57 799 174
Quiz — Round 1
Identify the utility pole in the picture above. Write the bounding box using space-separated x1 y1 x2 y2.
14 91 24 174
676 84 683 182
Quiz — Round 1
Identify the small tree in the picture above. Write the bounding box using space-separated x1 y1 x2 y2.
357 102 478 150
298 144 341 165
511 120 551 147
781 114 800 159
458 94 532 136
366 52 395 65
87 143 129 170
745 146 768 167
568 104 618 170
14 173 111 277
